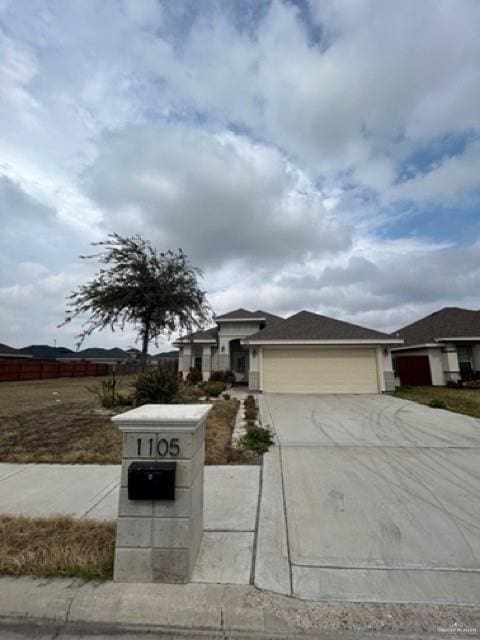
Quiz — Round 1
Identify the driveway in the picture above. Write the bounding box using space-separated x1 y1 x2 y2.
256 393 480 603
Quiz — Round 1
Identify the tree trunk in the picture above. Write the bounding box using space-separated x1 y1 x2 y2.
140 319 150 371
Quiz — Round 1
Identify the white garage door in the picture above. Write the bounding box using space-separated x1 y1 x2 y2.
262 348 379 394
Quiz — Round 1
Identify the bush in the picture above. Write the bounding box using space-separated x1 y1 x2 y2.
237 426 274 455
209 371 226 382
224 370 236 385
446 380 463 388
186 367 203 385
244 406 257 421
86 380 132 409
205 381 226 397
133 369 179 406
222 393 231 400
429 399 447 409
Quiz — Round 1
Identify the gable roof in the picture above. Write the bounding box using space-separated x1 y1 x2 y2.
0 343 32 358
394 307 480 346
245 310 399 342
215 308 266 321
19 345 75 359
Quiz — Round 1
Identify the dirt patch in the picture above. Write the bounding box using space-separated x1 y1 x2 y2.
0 515 115 580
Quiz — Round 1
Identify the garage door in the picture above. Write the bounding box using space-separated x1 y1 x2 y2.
262 348 379 394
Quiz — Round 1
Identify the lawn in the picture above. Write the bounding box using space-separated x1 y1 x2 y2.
0 377 241 464
0 515 115 580
391 386 480 419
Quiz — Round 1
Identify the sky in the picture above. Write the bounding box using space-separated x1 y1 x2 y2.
1 0 480 351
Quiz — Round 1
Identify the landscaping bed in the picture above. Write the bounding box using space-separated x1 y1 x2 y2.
391 386 480 419
0 515 115 580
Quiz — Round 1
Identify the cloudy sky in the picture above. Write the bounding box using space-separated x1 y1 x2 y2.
1 0 480 351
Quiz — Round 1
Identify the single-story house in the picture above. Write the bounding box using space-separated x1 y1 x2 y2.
0 343 32 359
174 308 402 394
59 347 131 364
391 307 480 386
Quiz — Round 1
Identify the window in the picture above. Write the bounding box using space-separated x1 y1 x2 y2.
457 346 473 380
236 355 246 373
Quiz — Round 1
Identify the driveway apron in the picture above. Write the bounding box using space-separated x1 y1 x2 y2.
257 393 480 603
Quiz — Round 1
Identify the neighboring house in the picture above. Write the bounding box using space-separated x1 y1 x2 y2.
19 345 75 359
175 308 402 394
0 343 32 358
59 347 131 364
392 307 480 386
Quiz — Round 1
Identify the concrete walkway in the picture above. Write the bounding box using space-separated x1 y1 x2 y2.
0 463 260 586
256 393 480 604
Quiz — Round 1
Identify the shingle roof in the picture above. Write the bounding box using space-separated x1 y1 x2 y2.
175 327 218 343
394 307 480 346
245 310 395 342
19 345 75 359
214 308 266 320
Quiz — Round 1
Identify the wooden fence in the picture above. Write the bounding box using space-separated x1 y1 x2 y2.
0 358 109 382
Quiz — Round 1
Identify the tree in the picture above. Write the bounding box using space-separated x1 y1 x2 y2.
61 234 211 365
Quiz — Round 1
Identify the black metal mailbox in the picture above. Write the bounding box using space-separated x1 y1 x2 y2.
128 461 176 500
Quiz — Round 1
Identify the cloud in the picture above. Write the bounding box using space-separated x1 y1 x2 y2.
85 124 351 267
0 0 480 349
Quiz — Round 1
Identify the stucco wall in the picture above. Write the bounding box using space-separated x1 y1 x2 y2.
218 321 261 356
472 345 480 372
428 348 445 386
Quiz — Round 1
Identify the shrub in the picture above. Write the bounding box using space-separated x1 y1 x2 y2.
222 393 231 400
429 399 447 409
464 379 480 389
205 381 226 397
244 406 257 421
446 380 463 388
209 371 226 382
186 367 203 385
237 426 274 455
133 369 179 406
86 380 131 409
224 370 236 385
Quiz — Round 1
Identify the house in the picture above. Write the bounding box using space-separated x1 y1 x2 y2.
19 345 75 360
59 347 131 364
174 308 402 394
0 343 32 359
391 307 480 386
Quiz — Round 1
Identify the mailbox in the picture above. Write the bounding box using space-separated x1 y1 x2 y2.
128 461 176 500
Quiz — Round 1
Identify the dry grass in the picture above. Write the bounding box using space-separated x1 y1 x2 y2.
0 515 115 580
0 403 123 464
0 376 244 464
391 386 480 419
204 398 239 464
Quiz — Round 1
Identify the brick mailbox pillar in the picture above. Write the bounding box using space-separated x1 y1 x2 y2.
112 404 211 583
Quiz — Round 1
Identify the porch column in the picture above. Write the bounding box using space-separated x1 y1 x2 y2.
181 345 192 380
202 345 212 382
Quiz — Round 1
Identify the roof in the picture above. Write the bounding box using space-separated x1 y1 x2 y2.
174 327 218 344
245 310 398 342
215 308 281 321
65 347 131 360
152 350 179 359
0 343 32 358
394 307 480 346
19 345 75 359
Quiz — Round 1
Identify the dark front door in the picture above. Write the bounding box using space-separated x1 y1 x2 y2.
395 355 432 386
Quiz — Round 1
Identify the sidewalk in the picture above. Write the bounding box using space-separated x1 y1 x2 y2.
2 575 479 638
0 462 260 585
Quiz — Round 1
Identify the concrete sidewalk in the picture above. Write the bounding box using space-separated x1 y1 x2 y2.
0 463 260 586
2 575 479 638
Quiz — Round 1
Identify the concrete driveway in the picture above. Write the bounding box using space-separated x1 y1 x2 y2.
255 393 480 603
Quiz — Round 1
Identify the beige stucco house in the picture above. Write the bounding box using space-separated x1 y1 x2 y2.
174 308 402 394
392 307 480 386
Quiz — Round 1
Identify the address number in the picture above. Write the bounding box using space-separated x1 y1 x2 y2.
136 437 180 457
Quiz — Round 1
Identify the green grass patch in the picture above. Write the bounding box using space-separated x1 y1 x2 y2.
0 515 115 580
391 386 480 419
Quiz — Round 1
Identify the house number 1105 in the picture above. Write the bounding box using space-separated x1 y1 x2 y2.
136 437 180 457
